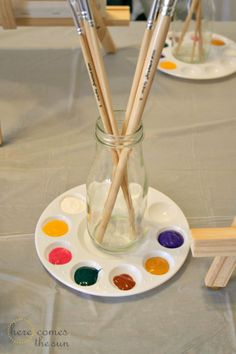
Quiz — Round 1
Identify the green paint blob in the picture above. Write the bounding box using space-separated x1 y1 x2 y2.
74 266 100 286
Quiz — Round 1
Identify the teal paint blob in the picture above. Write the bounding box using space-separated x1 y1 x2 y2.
74 266 100 286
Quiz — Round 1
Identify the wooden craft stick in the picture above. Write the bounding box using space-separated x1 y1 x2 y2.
0 0 16 29
96 0 178 244
205 217 236 288
174 0 199 55
122 0 160 134
90 0 116 54
205 256 236 288
191 227 236 257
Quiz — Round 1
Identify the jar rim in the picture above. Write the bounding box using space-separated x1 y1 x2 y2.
95 111 144 148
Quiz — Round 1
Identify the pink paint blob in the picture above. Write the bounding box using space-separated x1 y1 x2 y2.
48 247 72 265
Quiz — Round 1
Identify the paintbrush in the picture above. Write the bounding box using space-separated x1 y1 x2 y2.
96 0 178 244
69 0 136 234
68 0 112 133
122 0 161 134
79 0 119 136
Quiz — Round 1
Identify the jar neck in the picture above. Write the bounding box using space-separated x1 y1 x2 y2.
95 117 144 149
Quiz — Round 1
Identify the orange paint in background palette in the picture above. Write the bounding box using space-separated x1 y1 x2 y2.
42 219 68 237
159 61 177 70
211 38 225 46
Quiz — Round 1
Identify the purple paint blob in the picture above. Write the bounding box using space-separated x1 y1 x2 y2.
158 230 184 249
161 53 165 59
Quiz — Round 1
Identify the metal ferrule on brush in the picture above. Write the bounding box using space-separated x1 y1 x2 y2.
146 0 161 30
68 0 83 35
160 0 178 17
80 0 95 27
77 0 87 21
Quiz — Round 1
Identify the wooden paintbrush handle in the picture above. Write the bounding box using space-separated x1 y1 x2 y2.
127 15 171 135
83 21 119 136
190 0 200 62
122 29 153 135
175 0 199 55
79 30 136 236
96 14 173 243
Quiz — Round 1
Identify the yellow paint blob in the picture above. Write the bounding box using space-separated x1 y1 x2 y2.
145 257 169 275
159 61 177 70
211 38 225 46
42 219 68 237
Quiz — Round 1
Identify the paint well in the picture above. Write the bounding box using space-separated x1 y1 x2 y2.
60 196 85 214
113 274 136 291
159 61 177 70
145 257 169 275
42 219 68 237
158 230 184 249
211 38 225 46
74 266 100 286
48 247 72 265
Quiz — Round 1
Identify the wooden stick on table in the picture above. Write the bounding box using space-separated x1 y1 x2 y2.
95 0 178 244
191 220 236 288
191 227 236 257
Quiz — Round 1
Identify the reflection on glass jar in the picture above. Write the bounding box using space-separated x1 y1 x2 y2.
86 112 148 252
171 0 215 63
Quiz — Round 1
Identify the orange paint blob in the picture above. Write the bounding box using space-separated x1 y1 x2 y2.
42 219 68 237
145 257 169 275
159 61 177 70
211 38 225 46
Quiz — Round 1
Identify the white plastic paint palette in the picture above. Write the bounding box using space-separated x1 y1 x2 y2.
35 184 190 297
158 33 236 80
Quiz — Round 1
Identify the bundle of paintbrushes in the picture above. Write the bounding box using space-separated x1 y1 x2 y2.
68 0 178 251
173 0 204 63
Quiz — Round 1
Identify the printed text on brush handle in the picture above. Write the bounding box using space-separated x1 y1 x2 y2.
140 49 156 101
87 63 102 108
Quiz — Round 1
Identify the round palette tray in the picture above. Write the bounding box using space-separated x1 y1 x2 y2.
158 33 236 80
35 184 190 297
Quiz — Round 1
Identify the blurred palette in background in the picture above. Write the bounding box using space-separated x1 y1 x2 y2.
158 33 236 80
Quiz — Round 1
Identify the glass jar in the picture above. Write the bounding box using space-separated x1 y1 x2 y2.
86 112 148 252
171 0 215 63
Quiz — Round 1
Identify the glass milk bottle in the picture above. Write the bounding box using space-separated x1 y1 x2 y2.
171 0 215 63
86 113 148 252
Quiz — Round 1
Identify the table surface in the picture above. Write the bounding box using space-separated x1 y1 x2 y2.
0 22 236 354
